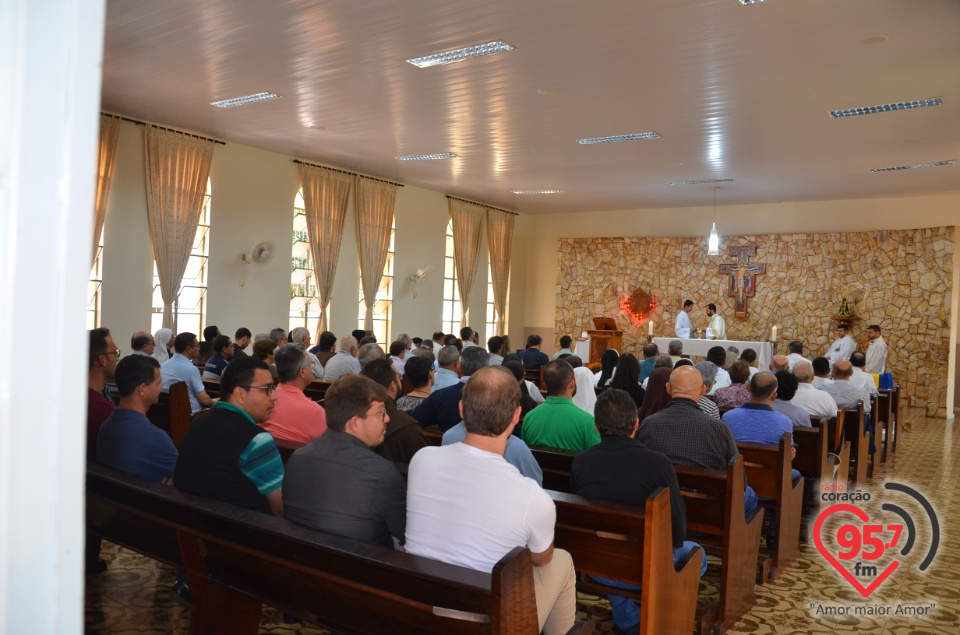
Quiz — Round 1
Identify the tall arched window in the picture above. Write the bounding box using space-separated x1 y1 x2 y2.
441 219 461 335
87 230 104 329
150 178 211 335
290 188 322 333
358 218 395 342
485 256 500 339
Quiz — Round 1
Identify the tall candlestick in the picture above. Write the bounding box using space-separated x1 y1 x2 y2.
771 325 778 341
648 320 654 336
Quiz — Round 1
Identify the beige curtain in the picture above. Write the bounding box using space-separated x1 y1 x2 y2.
449 198 485 325
486 208 515 333
93 114 121 265
355 177 397 331
299 164 353 334
143 125 214 329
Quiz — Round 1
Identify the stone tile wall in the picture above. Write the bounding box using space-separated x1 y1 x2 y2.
556 227 955 416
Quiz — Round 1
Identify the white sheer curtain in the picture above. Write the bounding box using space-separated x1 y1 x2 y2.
299 164 353 334
143 125 214 329
449 198 485 325
486 208 515 333
355 177 397 331
93 114 121 265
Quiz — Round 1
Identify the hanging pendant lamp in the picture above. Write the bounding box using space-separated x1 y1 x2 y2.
707 187 720 256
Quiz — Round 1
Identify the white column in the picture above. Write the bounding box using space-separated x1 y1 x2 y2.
0 0 106 633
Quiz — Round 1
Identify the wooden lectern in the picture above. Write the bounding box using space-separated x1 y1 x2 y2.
586 317 623 364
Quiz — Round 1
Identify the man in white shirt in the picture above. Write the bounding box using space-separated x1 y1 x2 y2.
405 366 577 634
811 357 834 389
826 323 856 364
705 346 731 395
785 341 811 371
431 331 444 354
705 303 726 340
790 361 839 419
849 351 879 396
290 327 324 378
864 325 888 374
675 299 694 338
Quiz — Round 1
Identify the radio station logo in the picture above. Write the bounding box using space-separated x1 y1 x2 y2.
814 482 940 598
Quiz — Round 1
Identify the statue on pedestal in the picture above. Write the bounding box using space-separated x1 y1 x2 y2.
838 297 851 317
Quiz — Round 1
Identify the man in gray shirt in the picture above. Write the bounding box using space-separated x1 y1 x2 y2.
322 335 361 381
282 375 406 549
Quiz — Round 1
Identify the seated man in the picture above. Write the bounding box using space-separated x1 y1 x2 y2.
290 327 325 378
521 360 600 451
636 366 757 516
260 343 328 444
821 359 875 453
87 327 118 460
129 331 155 357
97 354 177 482
360 359 429 464
739 347 759 377
667 339 684 365
431 345 461 392
283 375 406 548
722 372 800 484
638 343 658 383
811 356 833 389
571 389 706 633
312 330 337 366
519 334 550 371
785 340 811 372
269 327 288 347
201 334 234 380
768 355 790 372
405 366 576 635
252 338 279 381
693 361 721 419
388 340 407 378
174 356 284 516
849 351 880 396
487 335 505 366
410 346 489 432
552 334 574 360
705 346 731 395
771 371 813 428
197 324 220 366
161 332 216 414
790 361 839 420
357 342 386 368
322 334 362 380
233 327 252 357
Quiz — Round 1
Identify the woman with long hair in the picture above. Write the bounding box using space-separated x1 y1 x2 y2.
609 353 645 408
636 367 672 423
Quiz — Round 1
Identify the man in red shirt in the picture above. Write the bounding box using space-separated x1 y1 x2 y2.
261 343 327 444
88 327 119 460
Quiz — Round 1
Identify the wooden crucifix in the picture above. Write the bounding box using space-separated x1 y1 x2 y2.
719 247 765 318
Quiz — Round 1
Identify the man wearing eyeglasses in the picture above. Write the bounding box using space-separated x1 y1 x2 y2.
283 375 407 549
88 327 120 461
174 356 285 517
260 343 328 444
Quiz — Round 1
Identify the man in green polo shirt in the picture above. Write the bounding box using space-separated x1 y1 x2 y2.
521 360 600 451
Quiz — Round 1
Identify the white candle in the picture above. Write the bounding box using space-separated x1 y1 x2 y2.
771 325 778 341
648 320 654 336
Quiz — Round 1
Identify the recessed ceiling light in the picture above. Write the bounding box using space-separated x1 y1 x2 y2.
738 0 768 4
395 152 459 161
210 92 281 108
406 41 515 68
830 98 941 119
576 132 660 145
870 160 955 172
670 179 734 185
511 190 564 195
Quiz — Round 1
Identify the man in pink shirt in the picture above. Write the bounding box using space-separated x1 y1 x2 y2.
261 343 327 444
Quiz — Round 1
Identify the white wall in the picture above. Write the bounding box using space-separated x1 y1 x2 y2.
100 122 495 346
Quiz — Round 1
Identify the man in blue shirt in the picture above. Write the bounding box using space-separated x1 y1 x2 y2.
97 354 178 482
519 334 550 371
202 334 234 379
161 332 216 413
431 345 461 393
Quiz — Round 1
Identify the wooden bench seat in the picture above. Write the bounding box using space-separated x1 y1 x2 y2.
841 401 870 486
549 489 702 635
737 435 803 579
86 462 590 635
147 381 192 447
793 423 850 511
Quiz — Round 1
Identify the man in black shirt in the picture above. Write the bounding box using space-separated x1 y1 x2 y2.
570 389 706 634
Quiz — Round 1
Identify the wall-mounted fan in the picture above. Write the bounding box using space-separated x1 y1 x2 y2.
408 265 434 298
242 240 276 265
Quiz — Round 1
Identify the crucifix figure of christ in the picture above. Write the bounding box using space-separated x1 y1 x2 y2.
719 247 765 318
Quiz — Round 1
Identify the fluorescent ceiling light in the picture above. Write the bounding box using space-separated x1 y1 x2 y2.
210 92 281 108
670 179 733 185
407 41 515 68
738 0 768 4
512 190 564 195
830 98 941 119
577 132 660 144
870 160 956 172
395 152 459 161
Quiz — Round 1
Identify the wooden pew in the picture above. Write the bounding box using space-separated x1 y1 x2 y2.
737 435 803 579
841 401 870 487
674 457 763 632
147 381 192 447
876 389 894 461
890 384 902 452
423 427 444 446
793 424 850 510
86 462 590 635
528 446 761 631
202 378 220 398
302 379 334 402
549 489 702 635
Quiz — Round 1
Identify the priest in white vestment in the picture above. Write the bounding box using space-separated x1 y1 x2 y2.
826 324 856 364
675 299 694 338
705 303 726 339
864 325 888 374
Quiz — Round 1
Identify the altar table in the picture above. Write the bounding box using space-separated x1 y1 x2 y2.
653 337 773 370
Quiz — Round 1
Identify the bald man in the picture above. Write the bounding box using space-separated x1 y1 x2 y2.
636 366 757 516
821 360 876 455
769 355 790 372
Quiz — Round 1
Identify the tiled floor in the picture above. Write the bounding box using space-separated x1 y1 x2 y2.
85 408 957 634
